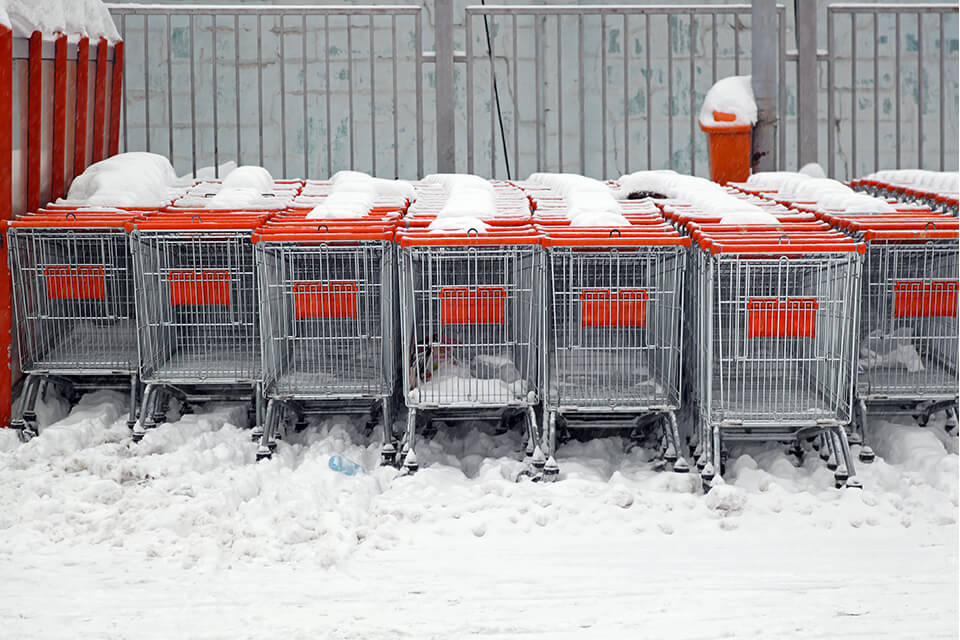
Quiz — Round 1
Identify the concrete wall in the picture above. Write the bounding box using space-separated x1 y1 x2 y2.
109 0 959 180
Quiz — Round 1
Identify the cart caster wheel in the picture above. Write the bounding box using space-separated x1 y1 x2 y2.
847 431 862 446
18 427 37 443
126 420 137 431
380 443 397 467
916 414 929 427
673 457 691 474
834 472 848 489
845 476 863 489
267 440 278 453
543 456 559 482
255 446 272 462
695 453 706 472
858 446 875 464
250 426 264 442
295 421 308 433
402 449 419 474
132 432 144 444
826 461 838 471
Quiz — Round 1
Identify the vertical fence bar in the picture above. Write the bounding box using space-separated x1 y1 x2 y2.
75 38 90 177
623 13 629 174
27 32 42 211
578 13 585 175
851 13 857 177
324 15 331 175
212 15 219 178
645 14 651 170
167 14 174 165
143 16 150 152
281 15 288 178
391 14 398 177
556 15 563 172
93 38 108 164
827 9 835 177
895 12 901 169
734 14 740 75
939 12 945 171
189 14 196 178
874 12 879 173
667 15 673 170
689 13 695 174
347 15 354 170
303 13 309 179
917 11 923 169
512 15 519 179
777 6 786 170
369 14 376 176
435 0 455 172
234 15 240 165
466 12 474 174
535 14 542 172
257 15 264 168
601 12 607 178
490 14 496 178
415 9 423 177
53 35 67 198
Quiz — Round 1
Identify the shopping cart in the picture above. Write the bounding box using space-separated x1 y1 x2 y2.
820 216 959 460
688 224 865 490
128 213 269 441
539 226 690 477
252 218 399 461
6 212 143 439
397 226 543 473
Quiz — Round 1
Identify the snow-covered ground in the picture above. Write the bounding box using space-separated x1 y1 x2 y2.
1 390 956 638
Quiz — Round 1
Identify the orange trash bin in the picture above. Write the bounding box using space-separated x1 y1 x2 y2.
700 110 752 185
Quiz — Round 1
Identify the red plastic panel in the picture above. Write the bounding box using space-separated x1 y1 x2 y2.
52 35 68 200
293 281 359 319
108 41 123 157
27 32 42 212
580 289 649 327
74 38 90 177
747 298 819 338
894 280 958 318
169 270 231 306
440 287 506 325
92 38 108 163
45 266 107 300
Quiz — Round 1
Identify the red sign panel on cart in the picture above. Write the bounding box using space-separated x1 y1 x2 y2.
440 287 506 325
169 270 231 306
45 266 107 300
580 289 649 327
293 281 359 319
893 280 958 317
747 298 818 338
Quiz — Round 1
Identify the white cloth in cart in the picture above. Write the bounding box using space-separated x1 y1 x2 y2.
858 327 925 373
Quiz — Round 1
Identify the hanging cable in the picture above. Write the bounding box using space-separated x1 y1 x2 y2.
481 0 512 179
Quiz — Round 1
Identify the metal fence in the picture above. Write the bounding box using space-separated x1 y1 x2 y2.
109 4 424 179
105 2 959 181
463 4 787 179
827 3 959 179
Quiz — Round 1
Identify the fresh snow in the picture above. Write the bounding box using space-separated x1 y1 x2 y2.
0 389 956 638
699 75 757 127
63 152 179 207
0 0 120 42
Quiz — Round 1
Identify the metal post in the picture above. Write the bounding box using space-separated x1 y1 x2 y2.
751 0 776 171
435 0 456 172
796 0 818 167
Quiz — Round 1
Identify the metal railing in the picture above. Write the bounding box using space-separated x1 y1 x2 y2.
463 4 787 179
108 4 424 179
827 3 959 179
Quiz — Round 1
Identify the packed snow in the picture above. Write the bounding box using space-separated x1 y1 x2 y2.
527 173 631 226
62 152 180 208
0 0 120 42
0 388 956 638
746 172 898 213
306 171 413 219
699 75 757 127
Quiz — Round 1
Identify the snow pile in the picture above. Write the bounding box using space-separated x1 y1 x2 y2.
408 175 529 226
1 0 120 42
866 170 960 194
699 75 757 128
617 170 779 224
527 173 630 226
178 161 238 183
0 388 956 637
62 152 179 208
306 171 413 219
747 172 898 213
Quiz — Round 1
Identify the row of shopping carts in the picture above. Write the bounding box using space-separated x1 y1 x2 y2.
4 175 957 490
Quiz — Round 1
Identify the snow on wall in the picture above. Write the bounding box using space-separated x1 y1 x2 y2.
1 0 120 41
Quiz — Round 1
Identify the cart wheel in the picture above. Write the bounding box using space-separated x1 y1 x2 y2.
17 427 37 443
543 456 559 482
845 476 863 489
255 447 272 462
402 449 419 474
380 442 397 467
132 431 144 444
916 414 929 427
833 470 849 489
858 446 875 464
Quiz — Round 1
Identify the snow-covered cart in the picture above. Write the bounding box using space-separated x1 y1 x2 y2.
822 215 959 461
396 226 543 473
688 223 865 490
252 218 400 461
540 225 690 476
6 211 143 439
128 213 269 441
